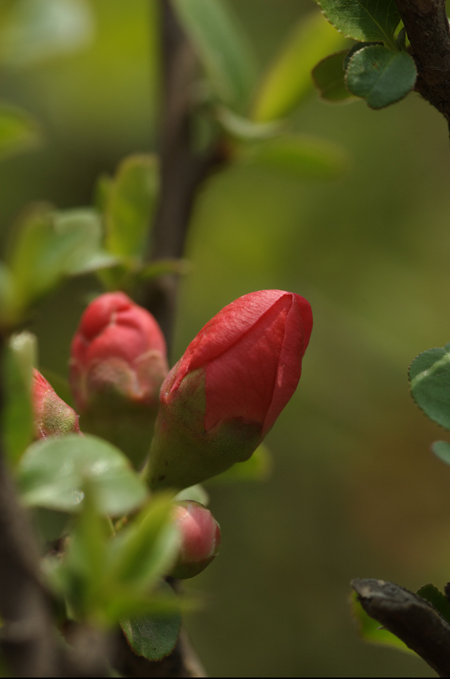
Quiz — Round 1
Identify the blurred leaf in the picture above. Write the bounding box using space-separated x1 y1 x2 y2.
312 51 357 103
18 434 148 515
416 584 450 624
105 154 159 262
0 104 41 161
351 592 415 655
140 258 191 280
121 599 182 662
32 507 70 544
108 495 180 590
172 0 256 110
0 262 18 328
214 106 281 140
237 134 347 180
2 332 35 464
206 444 272 485
431 441 450 468
409 343 450 431
315 0 400 47
54 208 118 274
251 11 347 122
345 45 416 109
1 0 95 68
175 484 209 506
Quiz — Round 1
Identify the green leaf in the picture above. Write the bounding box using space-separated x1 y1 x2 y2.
312 51 357 103
175 484 209 505
345 45 417 109
108 495 180 590
214 106 281 141
121 584 181 661
0 262 18 328
431 441 450 467
351 592 415 655
172 0 256 110
252 11 347 122
2 333 35 464
1 0 95 67
140 258 191 281
316 0 400 47
237 134 347 180
409 343 450 431
104 154 159 261
206 443 272 485
54 208 118 275
17 434 148 515
343 41 382 70
0 104 42 161
416 584 450 625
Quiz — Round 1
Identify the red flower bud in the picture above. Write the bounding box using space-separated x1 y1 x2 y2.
171 501 221 579
69 292 168 467
33 369 81 439
148 290 312 489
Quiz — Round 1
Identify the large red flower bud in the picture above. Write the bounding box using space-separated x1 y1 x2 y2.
148 290 312 490
171 501 221 579
69 292 168 467
33 369 81 439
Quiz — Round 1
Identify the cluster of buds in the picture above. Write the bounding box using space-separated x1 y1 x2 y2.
32 288 312 579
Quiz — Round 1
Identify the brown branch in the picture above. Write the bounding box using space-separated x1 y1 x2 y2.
351 578 450 677
395 0 450 129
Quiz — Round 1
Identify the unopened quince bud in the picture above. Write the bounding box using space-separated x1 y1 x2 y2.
171 500 221 579
69 292 168 468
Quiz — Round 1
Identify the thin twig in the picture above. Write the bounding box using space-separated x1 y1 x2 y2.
351 578 450 677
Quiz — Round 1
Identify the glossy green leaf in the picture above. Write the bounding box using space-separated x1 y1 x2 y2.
0 104 41 161
121 584 181 661
312 51 356 103
104 154 159 261
2 333 35 464
1 0 95 67
252 11 346 122
351 592 415 655
18 434 148 515
237 134 347 180
172 0 256 110
316 0 400 47
409 343 450 431
54 208 118 274
416 584 450 624
345 45 416 109
108 495 180 590
206 443 272 485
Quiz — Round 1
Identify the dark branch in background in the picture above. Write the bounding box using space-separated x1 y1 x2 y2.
143 0 223 351
395 0 450 131
351 578 450 677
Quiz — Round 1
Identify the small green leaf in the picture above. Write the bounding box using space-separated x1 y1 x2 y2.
108 495 180 590
206 444 272 485
121 584 181 661
351 592 415 655
409 343 450 431
104 154 159 262
0 104 41 161
316 0 400 47
345 45 416 109
237 134 347 180
18 434 148 515
416 584 450 625
312 51 357 103
432 441 450 467
343 42 382 71
2 332 35 464
252 11 347 122
172 0 256 110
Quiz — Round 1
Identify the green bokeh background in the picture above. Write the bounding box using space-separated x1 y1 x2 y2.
1 0 450 675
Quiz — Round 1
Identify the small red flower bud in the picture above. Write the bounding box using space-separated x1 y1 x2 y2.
69 292 168 467
148 290 312 489
32 369 81 439
171 501 221 579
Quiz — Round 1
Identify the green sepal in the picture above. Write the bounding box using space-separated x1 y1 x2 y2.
409 343 450 431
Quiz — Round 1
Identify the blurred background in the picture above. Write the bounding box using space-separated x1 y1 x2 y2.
1 0 450 675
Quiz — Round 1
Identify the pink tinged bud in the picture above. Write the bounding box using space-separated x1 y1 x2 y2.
32 369 81 439
69 292 168 468
171 501 221 579
148 290 312 490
